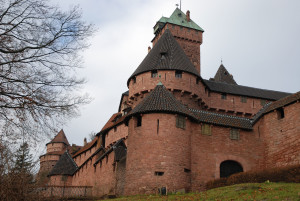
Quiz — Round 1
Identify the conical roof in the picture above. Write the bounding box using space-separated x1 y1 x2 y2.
48 151 77 176
127 29 200 85
128 83 197 120
47 129 70 146
213 64 237 85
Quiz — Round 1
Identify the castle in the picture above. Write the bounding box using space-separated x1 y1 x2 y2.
38 8 300 196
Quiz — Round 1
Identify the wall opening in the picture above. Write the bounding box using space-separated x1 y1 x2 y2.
277 107 284 119
155 171 164 176
137 116 142 127
220 160 243 178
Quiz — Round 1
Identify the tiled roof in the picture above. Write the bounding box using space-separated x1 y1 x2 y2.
190 109 253 130
127 29 200 85
157 8 204 32
204 79 291 100
47 129 69 146
212 64 237 85
98 112 127 135
128 83 197 120
72 137 98 158
48 151 78 176
118 90 129 112
264 91 300 114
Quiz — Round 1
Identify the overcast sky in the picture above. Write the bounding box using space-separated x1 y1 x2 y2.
45 0 300 147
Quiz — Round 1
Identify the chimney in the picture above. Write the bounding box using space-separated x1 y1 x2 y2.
148 46 151 53
186 10 190 22
84 137 87 146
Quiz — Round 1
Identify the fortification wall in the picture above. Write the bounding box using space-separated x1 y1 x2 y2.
262 102 300 167
190 123 265 190
124 113 192 195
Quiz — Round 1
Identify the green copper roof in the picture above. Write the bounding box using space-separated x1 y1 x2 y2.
158 8 204 32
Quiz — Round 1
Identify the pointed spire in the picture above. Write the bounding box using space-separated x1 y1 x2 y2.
48 129 70 146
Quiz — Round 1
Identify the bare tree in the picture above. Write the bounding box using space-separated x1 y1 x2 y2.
0 0 94 141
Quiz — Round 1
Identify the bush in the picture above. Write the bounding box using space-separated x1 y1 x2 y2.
206 164 300 190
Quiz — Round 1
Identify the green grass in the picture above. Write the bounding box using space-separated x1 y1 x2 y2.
101 182 300 200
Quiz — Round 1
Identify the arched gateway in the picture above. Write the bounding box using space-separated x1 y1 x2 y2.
220 160 243 178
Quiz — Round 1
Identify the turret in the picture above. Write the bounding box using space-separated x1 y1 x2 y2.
152 8 204 75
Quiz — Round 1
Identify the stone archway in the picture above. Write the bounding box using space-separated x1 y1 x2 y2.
220 160 243 178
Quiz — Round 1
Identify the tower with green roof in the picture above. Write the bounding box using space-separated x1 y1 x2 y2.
152 8 204 75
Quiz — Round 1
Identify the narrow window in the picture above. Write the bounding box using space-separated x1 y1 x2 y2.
133 77 136 84
196 78 200 84
201 124 211 135
241 96 247 103
176 115 186 129
137 116 142 127
114 127 117 132
155 171 164 176
175 70 182 78
157 119 159 134
277 107 284 119
230 128 240 140
221 93 227 100
151 70 158 78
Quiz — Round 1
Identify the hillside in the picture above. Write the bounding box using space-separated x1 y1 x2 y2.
101 182 300 201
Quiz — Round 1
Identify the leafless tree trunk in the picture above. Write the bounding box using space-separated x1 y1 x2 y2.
0 0 94 141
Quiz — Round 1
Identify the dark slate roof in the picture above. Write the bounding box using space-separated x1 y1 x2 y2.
190 109 253 130
211 64 237 85
48 151 77 176
46 129 69 146
264 91 300 114
94 139 126 166
128 83 197 120
118 90 129 112
127 29 200 85
203 79 291 101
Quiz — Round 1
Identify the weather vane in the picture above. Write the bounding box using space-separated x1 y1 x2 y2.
175 0 182 10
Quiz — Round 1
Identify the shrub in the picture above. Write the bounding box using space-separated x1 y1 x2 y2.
206 164 300 190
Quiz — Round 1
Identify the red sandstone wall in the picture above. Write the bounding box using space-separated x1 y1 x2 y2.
47 143 66 153
206 91 269 117
261 102 300 167
48 175 72 186
124 113 192 195
72 152 117 197
105 124 128 148
190 123 265 190
73 146 97 167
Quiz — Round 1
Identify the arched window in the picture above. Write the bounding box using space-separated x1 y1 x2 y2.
220 160 243 178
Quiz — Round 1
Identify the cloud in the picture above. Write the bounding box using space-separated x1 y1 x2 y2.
46 0 300 147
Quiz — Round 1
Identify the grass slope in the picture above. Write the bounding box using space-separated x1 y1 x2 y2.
102 182 300 201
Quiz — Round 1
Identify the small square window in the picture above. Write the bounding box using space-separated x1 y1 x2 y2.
176 115 186 129
175 70 182 78
201 124 211 135
221 93 227 100
241 96 247 103
151 70 158 78
230 128 239 140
